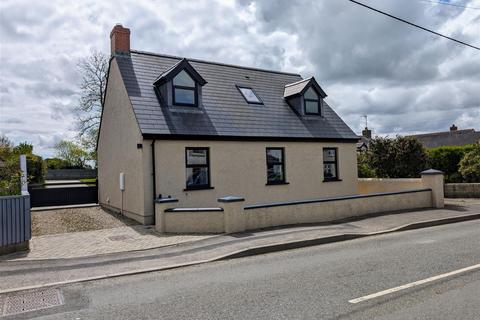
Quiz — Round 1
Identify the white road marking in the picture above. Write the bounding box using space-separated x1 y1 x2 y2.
349 263 480 304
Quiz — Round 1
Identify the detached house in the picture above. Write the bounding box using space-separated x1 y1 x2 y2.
98 25 359 225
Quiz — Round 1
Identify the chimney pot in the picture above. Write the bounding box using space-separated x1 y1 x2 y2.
110 24 130 56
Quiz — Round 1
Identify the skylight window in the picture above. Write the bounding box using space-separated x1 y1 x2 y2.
237 86 263 104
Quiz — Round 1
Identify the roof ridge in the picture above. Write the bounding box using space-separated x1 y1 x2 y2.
130 50 302 77
408 129 476 137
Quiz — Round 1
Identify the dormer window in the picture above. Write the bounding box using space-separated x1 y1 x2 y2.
304 87 321 115
237 86 263 104
284 77 326 117
153 58 207 108
173 70 197 106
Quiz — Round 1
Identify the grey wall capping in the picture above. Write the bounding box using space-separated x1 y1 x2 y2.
165 207 224 212
218 196 245 203
244 188 432 210
421 169 444 175
156 198 179 204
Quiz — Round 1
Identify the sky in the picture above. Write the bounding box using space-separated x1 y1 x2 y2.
0 0 479 157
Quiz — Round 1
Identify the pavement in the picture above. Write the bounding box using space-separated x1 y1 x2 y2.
0 199 479 295
2 219 479 319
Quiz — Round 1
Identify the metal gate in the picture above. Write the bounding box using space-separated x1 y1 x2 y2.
28 181 98 207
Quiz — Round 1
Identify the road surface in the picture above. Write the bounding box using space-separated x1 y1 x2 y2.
4 220 480 319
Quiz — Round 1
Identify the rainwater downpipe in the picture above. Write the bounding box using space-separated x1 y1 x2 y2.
151 139 157 224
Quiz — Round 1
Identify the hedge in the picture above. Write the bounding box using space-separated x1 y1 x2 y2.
426 145 475 183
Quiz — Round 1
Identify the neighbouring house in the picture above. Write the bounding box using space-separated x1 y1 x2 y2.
97 24 359 225
407 125 480 149
357 127 372 152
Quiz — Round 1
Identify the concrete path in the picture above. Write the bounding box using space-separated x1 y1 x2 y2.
12 225 214 260
0 202 479 294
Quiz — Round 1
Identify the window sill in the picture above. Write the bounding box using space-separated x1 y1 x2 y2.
266 181 290 186
323 178 342 182
183 186 215 191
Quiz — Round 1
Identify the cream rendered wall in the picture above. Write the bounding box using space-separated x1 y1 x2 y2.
358 178 423 194
154 140 358 207
97 59 151 224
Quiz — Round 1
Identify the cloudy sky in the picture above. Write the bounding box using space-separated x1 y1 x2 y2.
1 0 479 157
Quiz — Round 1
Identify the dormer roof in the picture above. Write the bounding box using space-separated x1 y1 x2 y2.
153 58 207 87
284 77 327 99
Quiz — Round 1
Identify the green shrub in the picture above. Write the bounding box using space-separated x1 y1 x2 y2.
459 145 480 182
27 154 45 183
365 136 427 178
45 157 71 169
427 145 475 183
0 157 22 196
357 152 376 178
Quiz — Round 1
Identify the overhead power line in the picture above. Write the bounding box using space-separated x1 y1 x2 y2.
420 0 480 10
347 0 480 51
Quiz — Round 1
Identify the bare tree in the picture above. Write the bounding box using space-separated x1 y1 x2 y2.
75 50 109 151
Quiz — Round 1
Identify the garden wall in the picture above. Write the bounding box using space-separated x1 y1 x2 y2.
155 170 444 234
444 183 480 198
46 169 97 180
358 178 423 194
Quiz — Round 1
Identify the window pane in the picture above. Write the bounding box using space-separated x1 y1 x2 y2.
305 100 319 114
304 87 318 100
266 149 283 163
173 70 195 87
267 164 284 182
186 167 209 187
324 163 337 179
323 149 336 162
239 87 261 103
186 149 207 165
174 88 195 105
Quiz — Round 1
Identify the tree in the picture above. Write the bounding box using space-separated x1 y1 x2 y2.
75 50 108 154
12 142 33 155
459 145 480 182
55 140 90 169
0 136 44 194
365 136 427 178
44 158 71 169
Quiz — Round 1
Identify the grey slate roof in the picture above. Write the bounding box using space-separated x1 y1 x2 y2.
115 50 358 140
407 129 480 148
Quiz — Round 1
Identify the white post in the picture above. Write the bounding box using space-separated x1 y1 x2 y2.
421 169 444 208
20 155 28 195
218 196 246 233
155 197 179 232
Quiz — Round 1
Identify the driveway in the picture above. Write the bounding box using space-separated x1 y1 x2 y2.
32 206 138 236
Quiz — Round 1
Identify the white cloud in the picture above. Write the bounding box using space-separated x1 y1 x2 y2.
0 0 478 157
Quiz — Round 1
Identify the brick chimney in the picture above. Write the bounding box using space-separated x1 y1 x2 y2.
362 127 372 139
110 24 130 56
450 124 458 132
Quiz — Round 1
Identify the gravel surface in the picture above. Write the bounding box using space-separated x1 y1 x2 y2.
32 206 139 236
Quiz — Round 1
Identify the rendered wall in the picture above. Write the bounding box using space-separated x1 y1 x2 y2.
164 210 224 234
156 189 433 234
154 140 358 207
358 178 423 194
245 190 432 230
97 59 151 224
